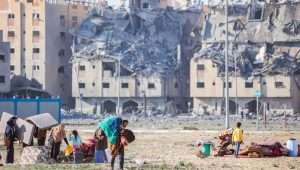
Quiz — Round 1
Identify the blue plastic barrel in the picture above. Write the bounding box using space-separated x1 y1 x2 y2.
287 138 298 157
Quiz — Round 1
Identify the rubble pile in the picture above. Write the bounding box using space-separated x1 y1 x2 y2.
72 7 201 76
194 0 300 78
194 43 300 77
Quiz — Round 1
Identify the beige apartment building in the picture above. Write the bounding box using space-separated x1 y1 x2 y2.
72 57 180 114
0 30 11 96
0 0 96 106
190 58 300 115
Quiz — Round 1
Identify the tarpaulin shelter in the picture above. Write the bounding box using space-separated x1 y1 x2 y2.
25 113 58 130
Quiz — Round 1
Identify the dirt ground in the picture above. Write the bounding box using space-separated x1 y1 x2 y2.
1 118 300 170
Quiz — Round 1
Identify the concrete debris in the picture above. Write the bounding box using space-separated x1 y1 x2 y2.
283 20 300 35
71 7 201 76
194 0 300 78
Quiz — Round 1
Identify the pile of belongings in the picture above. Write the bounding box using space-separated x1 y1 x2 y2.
63 138 96 163
19 146 51 165
80 138 96 162
240 140 288 158
213 129 234 157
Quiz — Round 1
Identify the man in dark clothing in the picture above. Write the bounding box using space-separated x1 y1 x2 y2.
4 117 17 164
241 111 244 119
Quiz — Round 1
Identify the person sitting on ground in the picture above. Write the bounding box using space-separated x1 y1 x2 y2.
49 124 69 161
110 129 135 170
68 130 82 163
94 128 108 163
232 122 244 158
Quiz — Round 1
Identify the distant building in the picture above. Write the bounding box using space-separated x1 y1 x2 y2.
71 4 201 114
190 58 300 115
72 57 180 114
190 0 300 115
0 0 97 106
0 30 11 96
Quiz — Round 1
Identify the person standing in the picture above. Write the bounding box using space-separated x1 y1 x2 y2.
49 124 69 161
110 129 135 170
98 116 135 169
68 130 82 163
240 111 244 120
94 128 108 163
232 122 244 158
4 117 17 164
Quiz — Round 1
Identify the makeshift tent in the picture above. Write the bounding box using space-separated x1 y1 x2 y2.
26 113 58 129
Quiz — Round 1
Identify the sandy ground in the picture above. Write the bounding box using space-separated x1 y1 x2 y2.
1 118 300 170
1 130 300 170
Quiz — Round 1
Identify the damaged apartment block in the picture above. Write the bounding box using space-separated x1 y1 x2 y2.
71 0 202 115
191 0 300 116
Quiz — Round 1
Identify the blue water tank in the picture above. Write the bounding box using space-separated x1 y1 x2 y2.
287 138 298 157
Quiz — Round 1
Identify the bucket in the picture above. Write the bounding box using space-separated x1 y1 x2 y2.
287 138 298 157
64 145 73 156
201 143 212 156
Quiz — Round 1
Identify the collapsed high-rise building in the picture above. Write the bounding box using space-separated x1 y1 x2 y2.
71 0 300 115
191 0 300 115
71 1 202 114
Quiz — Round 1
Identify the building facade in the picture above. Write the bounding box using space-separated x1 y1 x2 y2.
0 0 96 106
0 30 11 95
72 57 181 114
190 0 300 115
190 58 300 115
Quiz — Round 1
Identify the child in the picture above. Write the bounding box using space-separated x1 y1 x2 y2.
94 128 108 163
232 122 244 158
68 130 82 163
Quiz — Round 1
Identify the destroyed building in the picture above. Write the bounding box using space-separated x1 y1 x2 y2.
71 3 202 114
191 0 300 115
